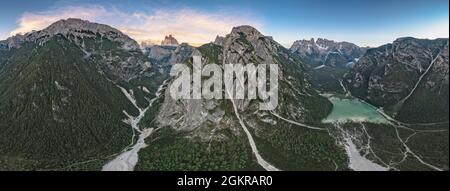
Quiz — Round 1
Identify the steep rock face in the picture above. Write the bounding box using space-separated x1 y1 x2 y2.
169 43 196 64
161 35 179 46
290 38 366 68
219 26 333 121
143 43 195 74
157 26 330 133
145 45 176 61
344 37 449 123
150 26 343 170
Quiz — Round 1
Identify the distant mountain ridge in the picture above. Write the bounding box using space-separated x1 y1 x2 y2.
290 38 367 68
288 38 367 93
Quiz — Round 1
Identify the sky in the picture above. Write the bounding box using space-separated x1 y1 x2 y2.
0 0 448 47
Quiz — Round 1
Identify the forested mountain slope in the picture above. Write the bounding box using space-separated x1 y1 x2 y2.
0 19 166 170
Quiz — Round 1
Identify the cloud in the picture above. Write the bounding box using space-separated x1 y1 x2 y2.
10 5 263 46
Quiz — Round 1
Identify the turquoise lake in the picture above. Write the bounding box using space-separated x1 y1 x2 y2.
322 96 388 124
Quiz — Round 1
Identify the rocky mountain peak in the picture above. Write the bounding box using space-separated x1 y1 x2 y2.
155 25 328 146
3 18 140 50
161 34 179 46
316 38 333 44
230 25 263 38
46 18 119 34
219 25 284 66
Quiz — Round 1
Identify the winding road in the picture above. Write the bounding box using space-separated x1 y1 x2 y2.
270 112 326 131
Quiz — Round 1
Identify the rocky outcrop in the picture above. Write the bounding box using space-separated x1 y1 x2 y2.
214 35 225 46
161 35 179 46
143 43 196 74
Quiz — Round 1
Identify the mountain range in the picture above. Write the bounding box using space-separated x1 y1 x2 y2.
290 38 367 68
0 18 448 171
